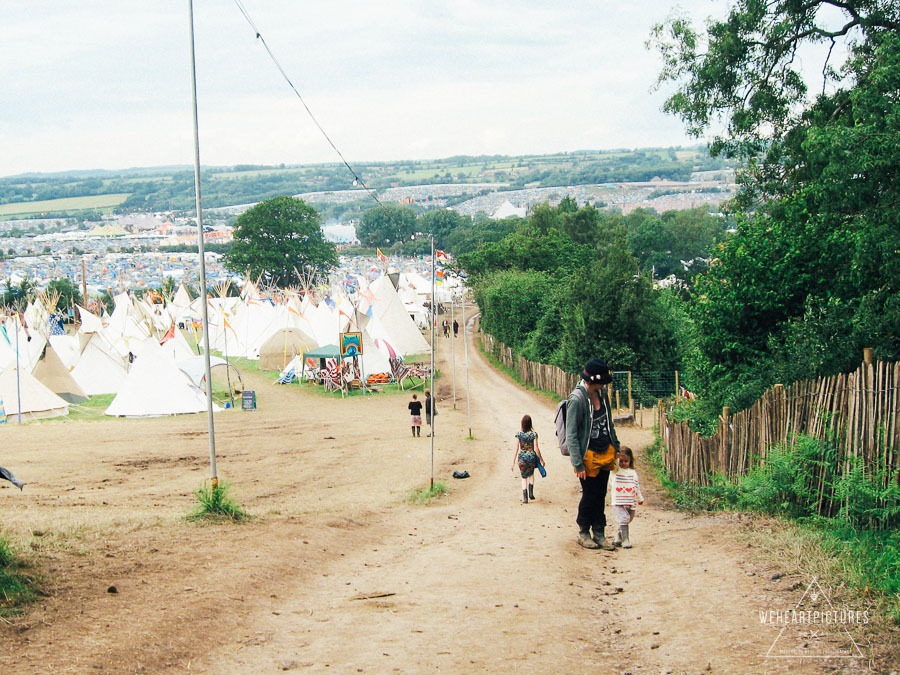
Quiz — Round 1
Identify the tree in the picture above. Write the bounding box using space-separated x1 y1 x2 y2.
356 205 418 248
225 196 337 288
46 278 83 309
652 1 900 407
2 279 35 311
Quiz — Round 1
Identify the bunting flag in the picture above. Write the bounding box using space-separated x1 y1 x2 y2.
223 316 238 339
376 248 387 262
435 249 449 261
160 324 176 344
680 386 697 401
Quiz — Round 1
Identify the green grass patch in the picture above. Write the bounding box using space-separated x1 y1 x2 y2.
186 481 249 522
407 481 448 504
0 193 130 217
0 537 37 614
477 341 560 405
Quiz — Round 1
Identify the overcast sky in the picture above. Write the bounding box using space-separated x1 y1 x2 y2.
2 1 730 177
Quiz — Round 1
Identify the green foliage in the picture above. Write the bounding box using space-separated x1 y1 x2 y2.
45 277 82 309
187 481 249 522
652 7 900 411
356 204 419 248
407 481 448 504
225 196 337 287
474 270 555 349
2 278 35 311
0 537 36 612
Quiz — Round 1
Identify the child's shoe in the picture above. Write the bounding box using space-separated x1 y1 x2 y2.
613 526 623 547
622 525 632 548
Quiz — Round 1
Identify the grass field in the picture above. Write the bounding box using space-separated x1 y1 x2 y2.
0 193 130 218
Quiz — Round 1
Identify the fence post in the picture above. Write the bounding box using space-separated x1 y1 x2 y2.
675 370 680 399
627 371 633 410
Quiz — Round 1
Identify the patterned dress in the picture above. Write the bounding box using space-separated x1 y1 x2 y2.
516 431 539 478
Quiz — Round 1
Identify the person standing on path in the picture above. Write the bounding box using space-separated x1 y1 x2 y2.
408 394 423 437
610 446 643 548
452 319 459 337
511 414 544 503
566 358 620 550
425 389 438 436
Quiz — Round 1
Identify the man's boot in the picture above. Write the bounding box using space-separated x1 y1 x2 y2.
522 489 529 504
591 527 617 551
613 526 623 547
622 525 632 548
577 528 599 549
528 484 535 501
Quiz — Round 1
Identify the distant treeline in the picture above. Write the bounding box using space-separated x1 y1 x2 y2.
0 147 735 216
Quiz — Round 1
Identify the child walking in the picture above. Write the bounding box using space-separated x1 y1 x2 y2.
611 446 644 547
511 415 544 503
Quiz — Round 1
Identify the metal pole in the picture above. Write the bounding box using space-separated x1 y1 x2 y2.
462 290 471 437
450 296 456 409
15 314 22 424
188 0 217 488
429 236 435 489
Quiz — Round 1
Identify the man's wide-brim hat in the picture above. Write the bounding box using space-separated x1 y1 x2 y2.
582 358 612 384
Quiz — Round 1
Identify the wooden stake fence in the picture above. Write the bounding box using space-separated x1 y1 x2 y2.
658 357 900 500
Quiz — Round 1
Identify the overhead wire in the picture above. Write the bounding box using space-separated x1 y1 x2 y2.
230 0 390 214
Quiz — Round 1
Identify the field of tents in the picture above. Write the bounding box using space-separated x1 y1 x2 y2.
0 269 463 422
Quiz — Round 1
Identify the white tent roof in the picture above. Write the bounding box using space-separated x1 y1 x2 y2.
368 276 431 356
70 332 128 395
0 367 69 421
106 344 221 417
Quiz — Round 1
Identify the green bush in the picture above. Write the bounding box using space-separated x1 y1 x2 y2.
0 537 35 612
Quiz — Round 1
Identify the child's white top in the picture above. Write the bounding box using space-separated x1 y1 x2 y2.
611 466 643 506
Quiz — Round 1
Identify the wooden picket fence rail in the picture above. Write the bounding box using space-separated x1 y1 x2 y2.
479 333 582 401
658 355 900 495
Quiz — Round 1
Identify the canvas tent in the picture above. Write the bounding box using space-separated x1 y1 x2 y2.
259 328 318 372
0 367 70 421
31 344 88 403
105 345 220 417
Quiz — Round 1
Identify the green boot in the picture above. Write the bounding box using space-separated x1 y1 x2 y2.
613 526 623 547
591 527 617 551
577 528 599 549
622 525 632 548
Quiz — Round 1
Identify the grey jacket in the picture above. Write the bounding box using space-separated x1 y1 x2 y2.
565 381 620 473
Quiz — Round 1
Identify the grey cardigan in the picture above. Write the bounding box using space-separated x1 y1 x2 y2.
565 381 620 473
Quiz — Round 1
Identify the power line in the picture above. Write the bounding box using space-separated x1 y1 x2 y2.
231 0 389 215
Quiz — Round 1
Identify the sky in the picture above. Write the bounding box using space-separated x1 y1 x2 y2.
2 1 730 177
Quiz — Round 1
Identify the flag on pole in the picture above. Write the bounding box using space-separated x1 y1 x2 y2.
376 248 387 262
435 250 449 261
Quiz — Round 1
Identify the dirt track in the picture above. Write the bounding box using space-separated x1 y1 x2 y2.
0 315 887 673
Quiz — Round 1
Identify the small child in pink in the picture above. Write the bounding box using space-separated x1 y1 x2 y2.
610 446 643 548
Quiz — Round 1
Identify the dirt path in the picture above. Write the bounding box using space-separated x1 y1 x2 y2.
0 315 877 673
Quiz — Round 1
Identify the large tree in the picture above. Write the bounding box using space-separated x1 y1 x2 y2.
356 205 417 248
651 0 900 407
225 196 337 288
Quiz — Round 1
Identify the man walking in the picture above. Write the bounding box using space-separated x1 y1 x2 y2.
566 358 620 550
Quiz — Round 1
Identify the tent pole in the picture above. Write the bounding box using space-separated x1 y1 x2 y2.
450 295 456 409
430 236 435 490
462 289 471 438
188 0 217 488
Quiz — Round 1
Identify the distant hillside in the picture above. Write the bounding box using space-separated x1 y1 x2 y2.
0 146 736 219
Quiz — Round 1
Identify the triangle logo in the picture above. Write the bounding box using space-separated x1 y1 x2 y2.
764 577 866 659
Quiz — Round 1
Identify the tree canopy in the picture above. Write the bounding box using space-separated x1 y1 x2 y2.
224 196 337 288
651 0 900 408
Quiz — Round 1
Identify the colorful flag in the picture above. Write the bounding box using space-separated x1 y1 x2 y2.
376 248 387 262
160 324 176 344
435 249 449 261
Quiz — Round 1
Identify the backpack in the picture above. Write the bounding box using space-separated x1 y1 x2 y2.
554 386 587 456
